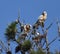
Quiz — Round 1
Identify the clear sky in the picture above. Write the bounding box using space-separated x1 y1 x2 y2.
0 0 60 54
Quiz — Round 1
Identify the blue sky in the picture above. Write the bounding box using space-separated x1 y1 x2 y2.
0 0 60 54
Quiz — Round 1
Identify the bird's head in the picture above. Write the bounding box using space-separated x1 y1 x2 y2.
42 11 47 20
42 11 47 16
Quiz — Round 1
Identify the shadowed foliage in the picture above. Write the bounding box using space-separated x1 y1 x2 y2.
5 22 17 40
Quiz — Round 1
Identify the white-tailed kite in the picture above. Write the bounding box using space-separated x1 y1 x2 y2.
38 11 47 21
33 11 47 29
38 11 47 27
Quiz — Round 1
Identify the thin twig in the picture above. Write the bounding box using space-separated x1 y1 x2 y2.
48 36 58 46
0 40 7 51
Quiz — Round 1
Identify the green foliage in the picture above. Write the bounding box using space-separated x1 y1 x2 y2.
15 40 32 53
30 50 36 54
55 50 60 54
30 49 45 54
5 22 17 40
21 40 32 52
36 49 45 54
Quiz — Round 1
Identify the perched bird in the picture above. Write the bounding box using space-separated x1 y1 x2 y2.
38 11 47 21
24 24 32 33
33 11 47 29
38 11 47 27
16 24 32 41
